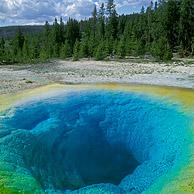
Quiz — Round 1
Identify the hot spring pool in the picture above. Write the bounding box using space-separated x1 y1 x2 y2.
0 84 193 194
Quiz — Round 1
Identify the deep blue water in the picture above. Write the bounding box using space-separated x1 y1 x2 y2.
0 90 191 193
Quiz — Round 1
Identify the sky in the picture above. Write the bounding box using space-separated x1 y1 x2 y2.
0 0 150 27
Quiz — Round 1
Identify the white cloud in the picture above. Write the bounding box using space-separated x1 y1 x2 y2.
0 0 150 26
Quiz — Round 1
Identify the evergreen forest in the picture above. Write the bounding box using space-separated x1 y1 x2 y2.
0 0 194 63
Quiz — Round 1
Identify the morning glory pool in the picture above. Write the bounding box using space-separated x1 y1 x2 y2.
0 85 193 194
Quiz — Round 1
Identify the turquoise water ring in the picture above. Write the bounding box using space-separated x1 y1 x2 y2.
0 84 193 194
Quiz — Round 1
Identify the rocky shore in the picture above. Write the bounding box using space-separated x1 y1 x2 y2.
0 59 194 94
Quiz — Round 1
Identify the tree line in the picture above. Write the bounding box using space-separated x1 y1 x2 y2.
0 0 194 63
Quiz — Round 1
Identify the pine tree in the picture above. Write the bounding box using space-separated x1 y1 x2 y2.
146 3 153 46
151 37 172 61
79 39 89 58
42 21 51 58
12 28 25 58
59 17 65 44
141 6 145 14
0 38 5 60
40 48 48 61
106 0 118 39
97 3 105 39
88 35 98 57
179 0 193 55
73 40 80 61
53 18 60 57
164 0 180 50
154 1 158 11
116 38 126 58
32 38 40 59
95 41 106 60
60 40 72 59
16 29 25 51
92 5 97 36
107 0 116 16
66 18 80 53
23 37 30 61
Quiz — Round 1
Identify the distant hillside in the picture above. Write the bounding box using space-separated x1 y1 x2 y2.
0 25 44 39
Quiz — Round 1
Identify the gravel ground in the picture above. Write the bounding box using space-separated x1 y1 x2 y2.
0 59 194 94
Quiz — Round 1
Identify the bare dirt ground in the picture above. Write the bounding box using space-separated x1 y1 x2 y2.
0 59 194 94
